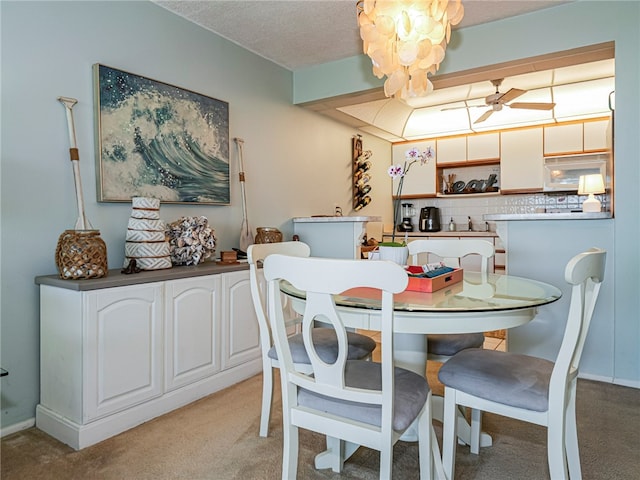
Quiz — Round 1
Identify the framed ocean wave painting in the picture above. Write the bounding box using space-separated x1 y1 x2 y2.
93 64 230 204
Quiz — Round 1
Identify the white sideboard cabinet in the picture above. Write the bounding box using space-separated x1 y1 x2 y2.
35 263 261 450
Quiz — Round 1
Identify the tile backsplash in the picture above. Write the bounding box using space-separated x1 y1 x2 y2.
405 192 610 231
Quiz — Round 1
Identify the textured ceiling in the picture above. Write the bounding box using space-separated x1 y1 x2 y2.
153 0 574 70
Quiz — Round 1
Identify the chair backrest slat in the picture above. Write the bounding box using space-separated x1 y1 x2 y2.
407 239 494 273
264 255 408 411
247 242 311 354
551 247 606 393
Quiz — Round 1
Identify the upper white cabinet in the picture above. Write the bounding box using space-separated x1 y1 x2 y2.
467 132 500 162
500 127 544 192
544 118 610 155
436 136 466 165
392 140 437 196
583 119 610 151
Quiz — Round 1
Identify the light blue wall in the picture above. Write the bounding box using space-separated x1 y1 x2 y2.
0 1 391 430
295 1 640 385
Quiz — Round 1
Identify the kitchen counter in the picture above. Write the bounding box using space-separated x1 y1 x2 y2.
383 230 497 238
292 215 381 223
484 212 612 221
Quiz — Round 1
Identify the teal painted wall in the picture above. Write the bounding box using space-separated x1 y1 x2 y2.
0 1 391 430
294 1 640 385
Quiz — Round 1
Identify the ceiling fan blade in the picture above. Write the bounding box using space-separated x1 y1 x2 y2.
474 109 494 124
509 102 556 110
497 88 526 104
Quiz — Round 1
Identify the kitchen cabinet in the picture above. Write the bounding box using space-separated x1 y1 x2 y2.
84 283 164 421
583 119 610 151
467 132 500 163
544 118 610 155
165 276 221 392
392 141 437 195
500 127 544 193
436 136 466 165
35 265 261 450
222 270 262 369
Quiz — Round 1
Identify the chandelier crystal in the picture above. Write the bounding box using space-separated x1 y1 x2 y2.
357 0 465 98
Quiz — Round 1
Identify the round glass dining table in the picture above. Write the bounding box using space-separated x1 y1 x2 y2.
280 270 562 461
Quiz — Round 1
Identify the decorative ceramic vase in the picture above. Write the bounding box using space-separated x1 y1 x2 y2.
255 227 283 244
378 245 409 265
124 197 172 270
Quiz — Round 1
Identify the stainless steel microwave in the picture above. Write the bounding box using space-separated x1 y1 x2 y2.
543 153 609 192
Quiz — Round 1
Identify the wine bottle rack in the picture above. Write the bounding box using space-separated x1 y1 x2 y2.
352 135 372 211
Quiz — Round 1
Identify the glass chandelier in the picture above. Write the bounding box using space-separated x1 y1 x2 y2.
357 0 465 98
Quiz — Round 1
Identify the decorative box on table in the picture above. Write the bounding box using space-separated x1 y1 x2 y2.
405 266 463 293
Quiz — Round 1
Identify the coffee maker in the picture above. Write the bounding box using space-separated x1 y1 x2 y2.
397 203 416 232
419 206 441 232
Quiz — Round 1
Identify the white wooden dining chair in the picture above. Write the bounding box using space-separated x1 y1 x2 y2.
263 254 445 479
407 239 495 362
439 247 606 480
247 242 376 438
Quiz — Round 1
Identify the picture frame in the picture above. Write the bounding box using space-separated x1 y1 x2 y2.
93 64 230 204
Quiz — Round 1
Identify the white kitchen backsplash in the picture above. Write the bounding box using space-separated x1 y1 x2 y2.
407 192 610 231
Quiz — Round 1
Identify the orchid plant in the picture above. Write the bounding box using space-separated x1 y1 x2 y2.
387 146 435 243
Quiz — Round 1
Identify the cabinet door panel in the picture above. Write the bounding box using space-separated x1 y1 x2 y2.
544 123 583 155
391 141 437 196
223 270 261 369
85 283 163 421
165 276 221 391
467 132 499 162
436 137 466 165
583 119 610 151
500 128 544 192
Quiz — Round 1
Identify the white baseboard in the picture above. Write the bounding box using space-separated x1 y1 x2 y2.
1 418 35 438
36 358 261 450
578 372 640 389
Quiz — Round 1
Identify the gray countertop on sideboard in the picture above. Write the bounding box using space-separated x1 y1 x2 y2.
293 215 381 223
35 261 249 291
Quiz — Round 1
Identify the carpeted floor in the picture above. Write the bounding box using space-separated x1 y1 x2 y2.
1 371 638 479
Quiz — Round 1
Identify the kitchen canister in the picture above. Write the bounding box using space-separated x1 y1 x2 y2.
255 227 283 244
124 197 172 271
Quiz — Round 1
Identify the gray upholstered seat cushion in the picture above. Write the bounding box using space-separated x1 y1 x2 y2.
268 328 376 364
428 333 484 356
438 349 554 412
297 360 430 432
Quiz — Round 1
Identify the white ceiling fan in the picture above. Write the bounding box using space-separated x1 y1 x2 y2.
446 79 556 124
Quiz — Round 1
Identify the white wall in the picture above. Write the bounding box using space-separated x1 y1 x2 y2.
0 1 392 430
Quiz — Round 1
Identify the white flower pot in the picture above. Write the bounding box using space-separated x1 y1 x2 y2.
378 245 409 265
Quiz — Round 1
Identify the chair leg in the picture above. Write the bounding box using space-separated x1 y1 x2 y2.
565 388 582 479
417 401 432 480
325 436 346 473
259 362 274 437
379 437 393 480
470 408 482 454
547 417 569 479
442 387 458 480
282 422 299 479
